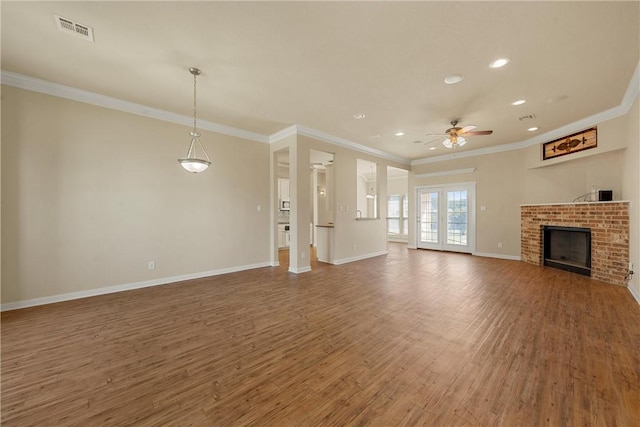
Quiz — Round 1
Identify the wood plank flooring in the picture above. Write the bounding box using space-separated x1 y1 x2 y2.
2 243 639 426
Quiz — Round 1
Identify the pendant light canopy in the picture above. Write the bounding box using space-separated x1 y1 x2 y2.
178 67 211 173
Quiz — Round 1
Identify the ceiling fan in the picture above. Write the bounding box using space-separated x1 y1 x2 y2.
420 120 493 149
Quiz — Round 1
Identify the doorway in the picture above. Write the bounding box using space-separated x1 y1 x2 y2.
416 182 476 253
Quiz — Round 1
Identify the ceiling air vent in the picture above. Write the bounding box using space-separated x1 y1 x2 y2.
55 15 94 42
518 114 536 121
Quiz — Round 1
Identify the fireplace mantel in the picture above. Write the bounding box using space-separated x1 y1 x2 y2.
521 201 629 286
521 200 630 207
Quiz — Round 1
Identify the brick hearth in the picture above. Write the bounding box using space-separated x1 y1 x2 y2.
521 202 629 286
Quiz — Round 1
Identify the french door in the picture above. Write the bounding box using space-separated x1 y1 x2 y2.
416 183 475 253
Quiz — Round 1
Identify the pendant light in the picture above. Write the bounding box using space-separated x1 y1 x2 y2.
178 67 211 173
365 165 376 199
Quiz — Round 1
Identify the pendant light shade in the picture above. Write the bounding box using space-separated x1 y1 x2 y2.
178 67 211 173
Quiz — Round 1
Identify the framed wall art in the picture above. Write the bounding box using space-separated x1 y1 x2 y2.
543 127 597 160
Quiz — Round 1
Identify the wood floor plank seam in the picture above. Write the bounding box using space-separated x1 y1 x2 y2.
2 244 639 426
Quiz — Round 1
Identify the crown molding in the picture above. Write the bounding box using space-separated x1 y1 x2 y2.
1 70 411 164
295 125 410 165
270 124 410 165
5 61 638 168
412 61 640 166
1 70 270 144
269 124 298 143
414 168 476 179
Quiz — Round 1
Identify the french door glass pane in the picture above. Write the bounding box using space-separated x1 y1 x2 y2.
447 190 468 245
420 192 439 243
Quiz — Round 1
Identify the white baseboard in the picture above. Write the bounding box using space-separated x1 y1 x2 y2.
333 250 389 265
289 266 312 274
387 238 408 243
473 252 522 261
628 283 640 305
1 261 272 312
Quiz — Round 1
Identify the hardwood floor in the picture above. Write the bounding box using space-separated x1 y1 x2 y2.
2 243 639 426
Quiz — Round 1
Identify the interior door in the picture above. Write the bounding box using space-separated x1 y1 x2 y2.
416 183 475 253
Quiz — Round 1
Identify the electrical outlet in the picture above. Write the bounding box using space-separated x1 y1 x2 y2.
300 252 305 259
148 261 156 270
497 242 503 248
352 244 356 250
629 262 634 271
257 205 262 212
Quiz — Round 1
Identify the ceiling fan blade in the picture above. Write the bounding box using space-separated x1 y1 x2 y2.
459 125 476 134
464 130 493 136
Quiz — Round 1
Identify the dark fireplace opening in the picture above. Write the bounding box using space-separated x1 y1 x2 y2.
543 226 591 276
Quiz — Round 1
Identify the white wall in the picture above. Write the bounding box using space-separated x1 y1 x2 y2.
2 86 271 305
622 98 639 300
3 84 636 307
410 109 635 261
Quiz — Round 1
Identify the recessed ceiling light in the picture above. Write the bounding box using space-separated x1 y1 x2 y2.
429 147 437 150
511 99 526 106
353 113 366 119
527 127 539 132
394 131 405 136
489 58 510 68
371 134 380 139
444 74 464 85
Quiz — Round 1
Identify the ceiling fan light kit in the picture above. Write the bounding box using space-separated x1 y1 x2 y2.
433 119 493 150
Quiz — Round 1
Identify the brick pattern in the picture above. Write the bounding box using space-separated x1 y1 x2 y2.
521 202 629 286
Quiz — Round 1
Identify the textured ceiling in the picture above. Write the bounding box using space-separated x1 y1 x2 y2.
2 1 638 162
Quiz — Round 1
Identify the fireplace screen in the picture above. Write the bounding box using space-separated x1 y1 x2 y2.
543 226 591 276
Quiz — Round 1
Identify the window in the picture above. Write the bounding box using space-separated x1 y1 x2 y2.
387 194 408 240
388 195 401 236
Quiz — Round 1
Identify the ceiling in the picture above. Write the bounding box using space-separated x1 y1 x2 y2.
2 2 638 163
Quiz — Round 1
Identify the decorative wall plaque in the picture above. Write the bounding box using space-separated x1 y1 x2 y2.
543 127 597 160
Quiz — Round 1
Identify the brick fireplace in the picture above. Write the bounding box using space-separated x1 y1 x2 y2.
521 202 629 286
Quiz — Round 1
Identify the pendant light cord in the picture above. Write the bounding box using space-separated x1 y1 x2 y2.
193 70 198 134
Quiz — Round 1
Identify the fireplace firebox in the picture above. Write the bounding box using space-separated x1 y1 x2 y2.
543 226 591 276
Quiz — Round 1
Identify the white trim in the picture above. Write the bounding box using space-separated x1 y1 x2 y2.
288 266 312 274
0 261 272 312
269 125 298 143
333 250 388 265
621 61 640 112
295 125 410 165
270 261 280 267
628 284 640 305
387 237 408 243
412 61 640 166
415 182 477 254
5 59 638 167
0 70 411 164
473 252 522 261
520 200 630 207
1 70 270 144
414 168 476 179
407 244 418 249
